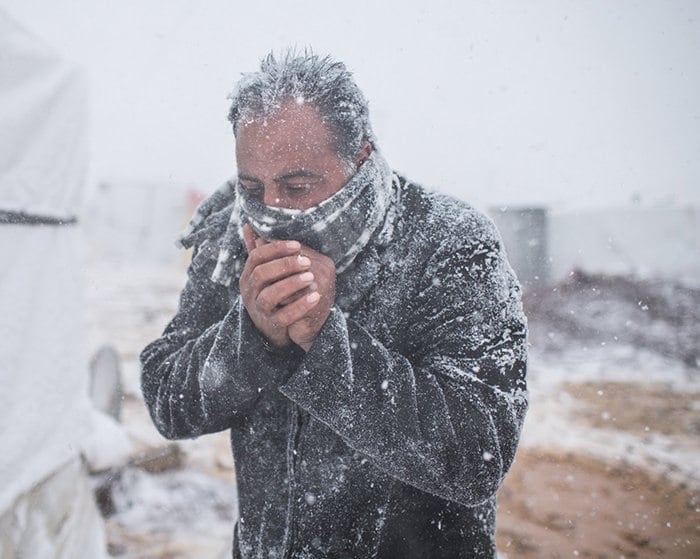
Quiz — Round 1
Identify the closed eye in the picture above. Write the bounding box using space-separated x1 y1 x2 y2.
283 182 313 194
279 174 323 196
238 178 263 194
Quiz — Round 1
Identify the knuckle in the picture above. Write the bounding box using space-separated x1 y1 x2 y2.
276 303 301 326
256 293 273 314
249 267 264 285
239 280 253 300
246 249 260 265
273 313 292 328
239 263 252 280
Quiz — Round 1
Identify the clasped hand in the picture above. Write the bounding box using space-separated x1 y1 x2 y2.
239 224 336 352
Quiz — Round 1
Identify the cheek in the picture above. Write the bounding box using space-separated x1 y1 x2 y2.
316 180 346 205
302 188 335 209
324 163 353 193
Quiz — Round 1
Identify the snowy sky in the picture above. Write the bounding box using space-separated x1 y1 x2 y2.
2 0 699 211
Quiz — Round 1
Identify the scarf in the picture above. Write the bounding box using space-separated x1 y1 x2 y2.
178 151 398 287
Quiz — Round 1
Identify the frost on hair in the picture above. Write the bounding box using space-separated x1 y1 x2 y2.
227 49 376 163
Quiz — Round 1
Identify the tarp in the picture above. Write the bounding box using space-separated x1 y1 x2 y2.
0 9 86 220
0 9 92 513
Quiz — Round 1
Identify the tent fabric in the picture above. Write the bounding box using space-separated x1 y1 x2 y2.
0 226 92 513
0 457 107 559
0 10 86 219
0 8 92 514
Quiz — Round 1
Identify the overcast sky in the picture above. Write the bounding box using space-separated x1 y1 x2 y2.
2 0 699 211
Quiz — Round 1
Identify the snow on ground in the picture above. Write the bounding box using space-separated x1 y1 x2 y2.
521 270 700 489
499 271 700 557
84 244 237 558
523 346 700 489
106 468 236 559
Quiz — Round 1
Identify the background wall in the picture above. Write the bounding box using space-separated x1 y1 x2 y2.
547 206 700 285
491 205 700 287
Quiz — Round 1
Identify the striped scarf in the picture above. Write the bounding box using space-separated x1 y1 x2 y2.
180 151 398 287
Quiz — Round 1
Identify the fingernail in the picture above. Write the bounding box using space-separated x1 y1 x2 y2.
286 241 301 250
299 272 314 282
298 255 311 266
306 292 320 303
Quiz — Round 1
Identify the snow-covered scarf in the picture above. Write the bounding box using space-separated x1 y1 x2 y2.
178 151 398 287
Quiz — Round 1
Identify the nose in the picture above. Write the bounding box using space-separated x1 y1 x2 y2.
263 187 283 207
263 185 294 208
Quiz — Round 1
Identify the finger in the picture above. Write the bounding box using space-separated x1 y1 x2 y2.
242 224 258 253
245 239 302 270
278 281 318 306
271 291 321 328
257 272 315 313
248 253 311 289
296 243 337 274
278 287 312 307
255 234 269 249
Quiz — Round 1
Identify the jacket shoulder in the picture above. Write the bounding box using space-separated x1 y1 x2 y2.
180 203 245 287
178 179 237 250
400 180 502 255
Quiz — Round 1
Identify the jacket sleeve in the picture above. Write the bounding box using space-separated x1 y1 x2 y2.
279 227 528 507
140 242 300 440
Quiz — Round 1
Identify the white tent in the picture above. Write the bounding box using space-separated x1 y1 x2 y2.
0 9 107 557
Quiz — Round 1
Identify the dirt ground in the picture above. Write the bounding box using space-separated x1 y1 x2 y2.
496 378 700 558
497 449 699 558
495 273 700 559
561 381 700 438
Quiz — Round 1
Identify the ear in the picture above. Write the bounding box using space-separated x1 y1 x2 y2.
355 140 373 168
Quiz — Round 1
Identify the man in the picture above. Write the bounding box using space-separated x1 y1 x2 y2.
141 51 528 558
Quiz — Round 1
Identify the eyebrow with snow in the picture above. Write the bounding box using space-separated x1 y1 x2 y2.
275 170 324 182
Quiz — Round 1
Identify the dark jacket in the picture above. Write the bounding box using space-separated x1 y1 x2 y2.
140 177 528 558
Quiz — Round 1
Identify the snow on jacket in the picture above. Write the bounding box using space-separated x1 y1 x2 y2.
140 175 528 558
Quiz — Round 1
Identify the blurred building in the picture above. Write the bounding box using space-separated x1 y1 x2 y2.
489 205 700 288
489 206 550 288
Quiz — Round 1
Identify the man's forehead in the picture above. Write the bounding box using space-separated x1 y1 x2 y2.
237 103 335 155
239 101 321 130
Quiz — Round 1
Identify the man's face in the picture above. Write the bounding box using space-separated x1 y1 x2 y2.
235 101 352 210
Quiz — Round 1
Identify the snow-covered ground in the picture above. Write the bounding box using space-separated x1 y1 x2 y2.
84 253 237 558
522 271 700 487
524 345 700 487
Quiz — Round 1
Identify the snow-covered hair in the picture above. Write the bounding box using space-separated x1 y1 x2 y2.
227 49 376 165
